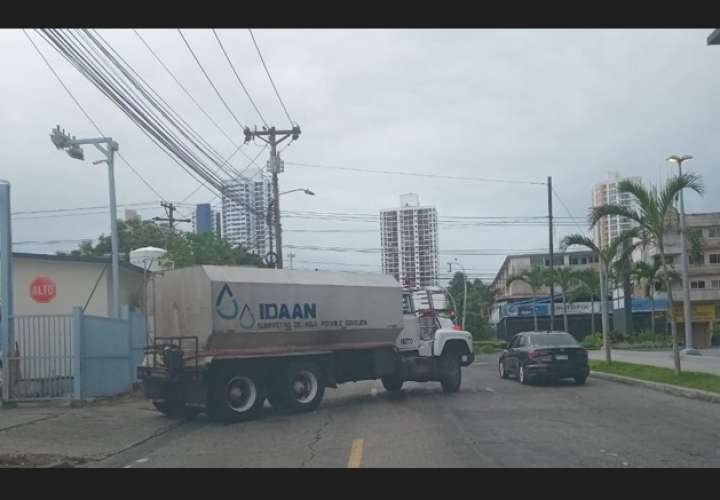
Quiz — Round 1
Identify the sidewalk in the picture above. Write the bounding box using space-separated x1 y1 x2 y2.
589 348 720 376
0 390 181 467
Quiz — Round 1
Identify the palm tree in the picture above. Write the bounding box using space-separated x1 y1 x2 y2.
590 174 704 374
546 267 579 332
631 260 682 334
631 261 660 334
560 227 641 363
507 265 547 331
574 268 600 335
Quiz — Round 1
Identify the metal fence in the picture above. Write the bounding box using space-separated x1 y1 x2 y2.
3 314 74 400
1 306 147 404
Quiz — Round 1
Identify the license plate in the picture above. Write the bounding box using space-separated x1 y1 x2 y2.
555 354 568 360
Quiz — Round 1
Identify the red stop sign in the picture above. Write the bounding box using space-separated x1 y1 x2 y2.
30 276 56 303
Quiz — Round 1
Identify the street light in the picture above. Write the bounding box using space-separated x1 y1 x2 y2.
50 125 121 319
666 154 700 355
448 258 468 331
267 188 315 268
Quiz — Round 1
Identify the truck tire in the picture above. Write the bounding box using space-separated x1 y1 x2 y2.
208 369 266 422
153 400 201 420
440 354 462 393
269 361 325 414
381 375 404 393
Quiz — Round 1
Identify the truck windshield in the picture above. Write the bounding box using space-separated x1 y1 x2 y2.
402 294 414 314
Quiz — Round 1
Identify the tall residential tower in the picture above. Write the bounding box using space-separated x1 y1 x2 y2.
220 168 272 256
592 172 641 249
380 193 439 289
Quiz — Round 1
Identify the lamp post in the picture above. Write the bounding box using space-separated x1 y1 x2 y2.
266 188 315 269
448 258 468 330
51 126 121 318
666 154 700 355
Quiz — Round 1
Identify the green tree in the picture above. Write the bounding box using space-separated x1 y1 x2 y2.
561 227 641 363
590 174 704 374
60 219 264 269
164 232 264 268
546 266 579 333
447 273 496 340
506 265 547 331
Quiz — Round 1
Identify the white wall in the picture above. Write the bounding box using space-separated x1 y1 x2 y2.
5 257 143 317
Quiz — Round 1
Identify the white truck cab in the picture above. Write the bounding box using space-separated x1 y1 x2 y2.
384 288 474 393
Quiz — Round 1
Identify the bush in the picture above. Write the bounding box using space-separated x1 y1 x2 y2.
473 340 506 354
581 332 603 350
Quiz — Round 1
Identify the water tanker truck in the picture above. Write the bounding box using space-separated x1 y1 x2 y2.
137 266 474 421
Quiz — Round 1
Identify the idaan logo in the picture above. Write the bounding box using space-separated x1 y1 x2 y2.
215 283 255 328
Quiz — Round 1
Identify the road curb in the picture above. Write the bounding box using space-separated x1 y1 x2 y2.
590 371 720 405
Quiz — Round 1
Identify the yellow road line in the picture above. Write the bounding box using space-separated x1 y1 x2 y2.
347 438 364 468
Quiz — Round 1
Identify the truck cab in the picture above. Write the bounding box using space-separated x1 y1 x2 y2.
382 288 474 393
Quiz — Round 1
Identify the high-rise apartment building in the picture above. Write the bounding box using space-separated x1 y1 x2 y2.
220 168 272 255
192 203 221 237
380 193 439 289
592 172 641 249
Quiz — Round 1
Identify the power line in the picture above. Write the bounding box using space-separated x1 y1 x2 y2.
284 244 547 255
284 161 546 186
552 187 588 233
248 29 294 126
23 29 168 202
39 29 260 218
178 29 246 132
213 29 268 127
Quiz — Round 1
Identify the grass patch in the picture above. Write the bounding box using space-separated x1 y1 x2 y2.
590 360 720 394
473 340 505 354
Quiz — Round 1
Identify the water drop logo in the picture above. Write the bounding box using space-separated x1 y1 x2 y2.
216 283 239 320
238 304 255 329
215 283 255 328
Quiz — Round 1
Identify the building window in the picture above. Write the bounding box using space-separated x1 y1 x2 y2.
689 254 705 265
711 280 720 289
708 227 720 238
709 254 720 264
690 280 706 289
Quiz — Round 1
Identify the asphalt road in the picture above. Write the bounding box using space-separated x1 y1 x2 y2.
93 355 720 468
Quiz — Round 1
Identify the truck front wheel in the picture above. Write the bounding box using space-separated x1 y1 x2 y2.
269 361 325 414
439 354 462 393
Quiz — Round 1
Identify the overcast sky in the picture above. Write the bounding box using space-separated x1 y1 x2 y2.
1 29 719 282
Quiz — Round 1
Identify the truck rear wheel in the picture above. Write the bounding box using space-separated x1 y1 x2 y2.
208 369 266 422
440 354 462 393
381 375 404 392
269 361 325 414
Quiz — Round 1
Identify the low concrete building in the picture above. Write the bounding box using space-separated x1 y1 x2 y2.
632 212 720 347
492 250 600 299
2 253 145 317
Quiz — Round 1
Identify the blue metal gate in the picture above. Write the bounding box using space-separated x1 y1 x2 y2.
1 307 147 404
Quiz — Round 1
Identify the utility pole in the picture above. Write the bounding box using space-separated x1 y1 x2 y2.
153 201 191 231
244 125 301 269
547 176 555 331
1 180 16 406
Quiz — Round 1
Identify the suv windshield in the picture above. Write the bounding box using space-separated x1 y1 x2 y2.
530 333 578 346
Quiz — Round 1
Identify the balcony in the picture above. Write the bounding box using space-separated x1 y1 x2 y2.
655 288 720 303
